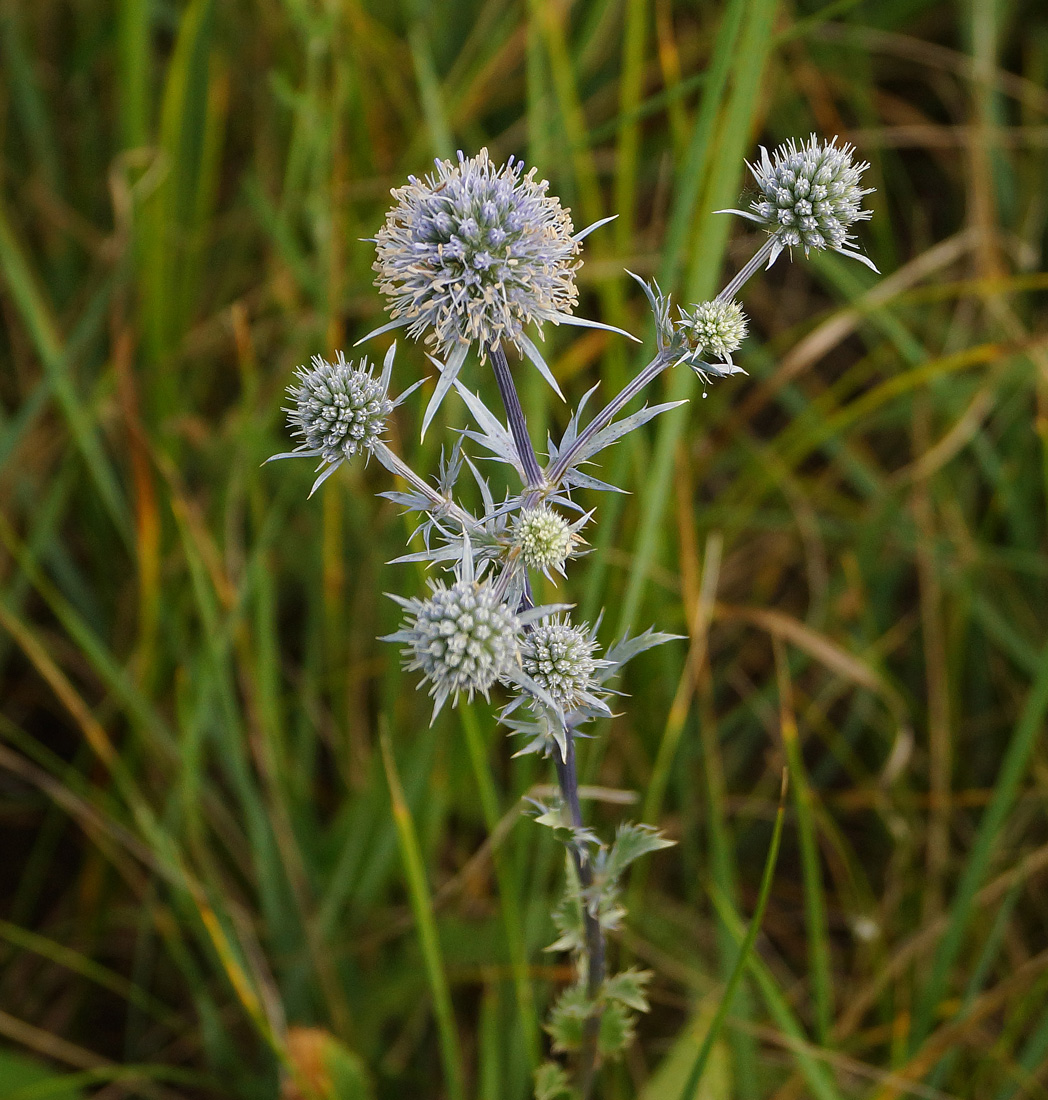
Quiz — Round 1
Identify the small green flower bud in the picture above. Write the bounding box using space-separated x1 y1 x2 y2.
676 299 748 364
514 506 575 572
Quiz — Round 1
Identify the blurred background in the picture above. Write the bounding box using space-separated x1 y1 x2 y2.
2 0 1048 1097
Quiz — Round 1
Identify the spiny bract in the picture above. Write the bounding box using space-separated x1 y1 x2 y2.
391 578 522 717
374 149 580 361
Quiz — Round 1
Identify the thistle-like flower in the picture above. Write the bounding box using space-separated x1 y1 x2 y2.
512 506 582 576
522 616 607 713
676 300 748 366
371 148 581 360
722 134 877 271
269 344 417 495
386 575 523 719
359 149 633 435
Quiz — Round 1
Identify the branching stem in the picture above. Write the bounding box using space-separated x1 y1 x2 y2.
537 347 674 499
372 441 475 528
715 235 777 303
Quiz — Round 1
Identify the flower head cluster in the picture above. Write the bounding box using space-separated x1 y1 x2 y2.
513 506 576 574
732 135 875 269
372 149 581 361
269 348 399 495
676 300 748 366
387 577 522 719
522 616 605 713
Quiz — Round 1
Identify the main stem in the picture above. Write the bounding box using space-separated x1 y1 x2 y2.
488 342 545 489
553 734 605 1099
486 342 605 1094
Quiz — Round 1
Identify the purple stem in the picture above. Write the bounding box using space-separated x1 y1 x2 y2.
488 341 545 488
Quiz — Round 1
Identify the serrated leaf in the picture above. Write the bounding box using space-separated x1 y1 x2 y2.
597 1000 637 1058
604 823 676 883
600 628 684 683
546 887 585 953
534 1062 578 1100
546 983 594 1053
604 967 653 1013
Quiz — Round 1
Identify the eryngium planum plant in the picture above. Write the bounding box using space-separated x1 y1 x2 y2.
271 139 876 1100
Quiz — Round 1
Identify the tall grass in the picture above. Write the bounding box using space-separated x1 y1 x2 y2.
1 0 1047 1098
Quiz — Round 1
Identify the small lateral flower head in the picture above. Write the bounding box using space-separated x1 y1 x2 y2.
746 135 874 265
373 149 580 361
522 615 603 712
271 348 400 495
677 299 748 365
513 506 575 573
389 577 522 719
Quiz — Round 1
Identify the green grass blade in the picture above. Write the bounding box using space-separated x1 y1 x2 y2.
774 641 833 1043
408 20 454 159
912 638 1048 1048
380 729 466 1100
118 0 150 149
0 204 132 546
678 773 787 1099
461 703 540 1070
615 0 780 641
709 888 845 1100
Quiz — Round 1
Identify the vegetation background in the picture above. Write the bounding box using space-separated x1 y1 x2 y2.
1 0 1047 1097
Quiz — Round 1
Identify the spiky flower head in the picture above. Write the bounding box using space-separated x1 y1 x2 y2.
270 346 404 496
742 135 875 267
676 299 748 365
388 577 522 719
513 506 576 573
522 616 604 712
372 149 581 361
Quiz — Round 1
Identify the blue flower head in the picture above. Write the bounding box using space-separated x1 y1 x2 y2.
358 150 634 436
371 150 581 359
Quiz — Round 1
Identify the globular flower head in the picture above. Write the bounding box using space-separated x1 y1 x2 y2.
513 506 577 574
387 577 522 719
744 135 875 267
372 149 581 361
522 615 606 713
271 347 401 496
676 299 748 365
